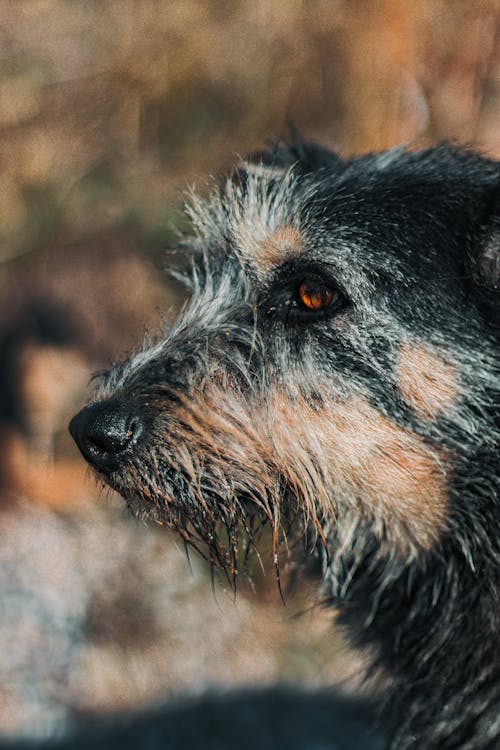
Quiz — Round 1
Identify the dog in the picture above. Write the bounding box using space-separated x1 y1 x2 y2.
70 141 500 749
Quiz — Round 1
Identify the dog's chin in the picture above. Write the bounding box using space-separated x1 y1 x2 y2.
90 464 153 516
91 465 124 496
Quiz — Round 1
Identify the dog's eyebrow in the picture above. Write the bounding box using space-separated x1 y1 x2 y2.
221 166 309 277
184 165 311 279
240 224 304 278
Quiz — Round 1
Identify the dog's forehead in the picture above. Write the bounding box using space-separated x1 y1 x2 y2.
187 150 490 288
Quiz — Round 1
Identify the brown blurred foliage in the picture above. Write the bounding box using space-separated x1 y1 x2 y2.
1 0 500 263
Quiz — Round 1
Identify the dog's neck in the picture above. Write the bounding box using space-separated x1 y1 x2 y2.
326 519 500 749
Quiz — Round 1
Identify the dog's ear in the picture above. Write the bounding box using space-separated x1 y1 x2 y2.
246 139 345 175
469 184 500 320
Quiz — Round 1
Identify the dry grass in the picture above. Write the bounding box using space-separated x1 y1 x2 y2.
1 1 499 263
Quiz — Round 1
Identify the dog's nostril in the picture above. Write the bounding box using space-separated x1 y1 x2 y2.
69 402 143 473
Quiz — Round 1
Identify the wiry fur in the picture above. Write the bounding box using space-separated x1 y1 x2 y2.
72 142 500 749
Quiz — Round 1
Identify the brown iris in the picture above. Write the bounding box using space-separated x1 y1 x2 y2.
297 279 335 311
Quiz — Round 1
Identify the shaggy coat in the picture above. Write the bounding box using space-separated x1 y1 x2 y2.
70 142 500 749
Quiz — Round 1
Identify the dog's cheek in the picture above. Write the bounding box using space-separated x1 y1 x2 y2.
395 341 458 421
267 390 451 554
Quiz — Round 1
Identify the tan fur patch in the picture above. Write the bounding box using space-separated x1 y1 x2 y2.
396 343 457 420
171 384 450 554
266 390 450 552
250 225 303 276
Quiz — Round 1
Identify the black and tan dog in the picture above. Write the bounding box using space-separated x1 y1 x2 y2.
70 142 500 750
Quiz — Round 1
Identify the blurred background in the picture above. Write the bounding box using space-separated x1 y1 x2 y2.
1 0 499 740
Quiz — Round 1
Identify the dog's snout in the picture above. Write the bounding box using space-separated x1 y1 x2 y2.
69 401 143 473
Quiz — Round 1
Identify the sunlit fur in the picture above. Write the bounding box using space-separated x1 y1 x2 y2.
82 142 499 749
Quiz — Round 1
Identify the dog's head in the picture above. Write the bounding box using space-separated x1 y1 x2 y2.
70 142 499 574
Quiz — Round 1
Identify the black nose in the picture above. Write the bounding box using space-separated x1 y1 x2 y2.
69 401 143 473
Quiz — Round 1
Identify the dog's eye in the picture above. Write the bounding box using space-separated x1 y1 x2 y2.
297 279 336 311
265 270 347 322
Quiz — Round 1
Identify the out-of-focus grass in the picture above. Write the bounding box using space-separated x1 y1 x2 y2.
1 0 499 264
